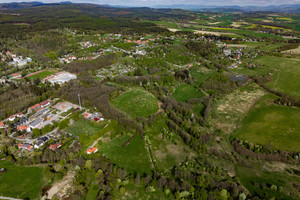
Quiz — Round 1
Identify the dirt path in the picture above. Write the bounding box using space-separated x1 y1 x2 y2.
47 171 75 199
0 197 23 200
89 131 111 149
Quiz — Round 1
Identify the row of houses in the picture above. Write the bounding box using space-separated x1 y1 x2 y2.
19 142 61 152
28 100 51 113
18 143 33 151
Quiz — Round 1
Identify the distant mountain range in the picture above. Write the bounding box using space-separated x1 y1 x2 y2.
0 2 299 13
151 4 300 13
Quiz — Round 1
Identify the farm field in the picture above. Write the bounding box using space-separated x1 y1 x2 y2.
65 119 102 136
99 134 152 174
111 88 159 118
255 56 300 98
26 69 58 80
232 94 300 152
236 164 299 200
233 56 300 98
172 84 205 102
0 161 44 199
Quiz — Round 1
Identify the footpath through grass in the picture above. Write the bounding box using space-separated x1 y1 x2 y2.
0 160 44 199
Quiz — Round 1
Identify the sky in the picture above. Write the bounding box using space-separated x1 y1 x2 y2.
0 0 299 6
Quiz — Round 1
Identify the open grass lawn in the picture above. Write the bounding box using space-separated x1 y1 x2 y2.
236 164 299 200
99 134 152 175
0 161 44 199
233 94 300 152
111 88 158 118
190 70 218 86
65 119 102 136
27 70 57 80
172 84 205 102
255 56 300 98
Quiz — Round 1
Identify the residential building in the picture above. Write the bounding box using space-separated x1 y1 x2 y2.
87 147 98 154
0 122 4 128
40 100 51 107
18 143 33 151
8 115 15 121
49 143 61 150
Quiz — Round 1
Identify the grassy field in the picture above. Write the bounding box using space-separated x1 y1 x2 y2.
233 56 300 98
111 88 159 118
0 161 44 199
65 119 102 136
236 164 299 200
172 84 205 102
27 70 58 80
232 94 300 152
255 56 300 98
99 134 152 174
190 70 218 86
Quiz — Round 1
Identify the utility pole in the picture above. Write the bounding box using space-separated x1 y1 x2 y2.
78 94 82 110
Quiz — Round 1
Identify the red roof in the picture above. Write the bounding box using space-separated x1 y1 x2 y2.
84 113 91 118
30 104 40 110
94 118 99 122
49 143 61 150
17 125 28 131
0 122 4 127
18 143 24 148
87 147 98 153
40 100 50 106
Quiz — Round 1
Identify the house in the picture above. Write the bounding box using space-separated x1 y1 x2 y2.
84 113 92 119
28 104 41 113
40 100 51 107
49 143 61 150
87 147 98 154
17 112 24 118
0 122 5 128
34 136 50 149
8 115 15 121
17 125 30 132
18 143 33 151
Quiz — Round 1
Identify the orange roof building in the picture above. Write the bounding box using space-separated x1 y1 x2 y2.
17 125 29 131
29 104 41 110
86 147 98 154
49 143 61 150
